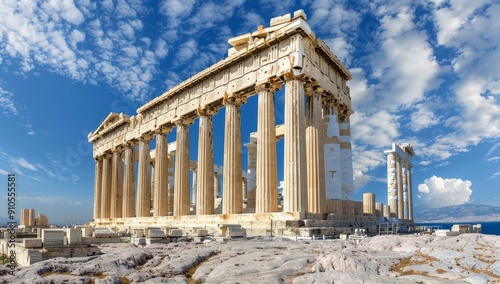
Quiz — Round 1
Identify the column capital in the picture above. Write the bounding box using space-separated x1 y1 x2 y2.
102 151 113 159
322 92 339 107
94 156 103 162
223 94 246 107
154 126 172 135
139 133 153 141
174 116 194 127
305 83 325 96
196 106 217 117
255 81 280 93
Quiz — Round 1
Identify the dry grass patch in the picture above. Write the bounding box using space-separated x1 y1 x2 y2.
436 268 447 274
390 253 437 277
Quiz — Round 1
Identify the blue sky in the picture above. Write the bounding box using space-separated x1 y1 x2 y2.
0 0 499 223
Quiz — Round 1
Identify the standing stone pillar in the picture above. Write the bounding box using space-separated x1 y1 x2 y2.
339 108 354 200
214 173 220 198
402 160 408 220
396 156 404 219
168 152 175 214
174 118 193 216
386 151 397 217
306 86 326 213
375 202 383 217
407 165 414 221
191 168 197 206
122 144 136 217
256 83 279 213
197 107 215 215
101 154 112 218
110 150 123 218
323 97 342 200
153 129 170 217
137 136 152 217
93 157 103 219
245 141 257 210
363 193 375 216
283 77 308 213
222 96 244 214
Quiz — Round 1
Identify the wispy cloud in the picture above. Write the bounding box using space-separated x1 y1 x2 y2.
0 87 18 115
17 195 82 206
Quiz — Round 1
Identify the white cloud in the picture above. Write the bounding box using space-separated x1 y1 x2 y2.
16 157 37 171
0 1 168 102
351 110 400 148
417 175 472 208
18 195 82 206
410 103 441 131
0 88 18 115
0 168 9 175
489 172 500 179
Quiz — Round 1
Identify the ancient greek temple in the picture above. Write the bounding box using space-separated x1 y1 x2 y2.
88 10 413 236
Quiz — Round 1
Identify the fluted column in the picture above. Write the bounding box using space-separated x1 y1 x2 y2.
122 144 135 217
214 173 220 198
322 97 343 200
245 141 257 210
407 165 414 221
402 160 408 220
100 154 112 218
387 151 397 217
363 193 376 216
256 83 279 213
306 86 326 213
137 136 152 217
283 77 307 212
339 109 354 200
153 128 170 217
222 96 244 214
110 150 123 218
197 107 216 215
174 118 193 216
93 157 103 219
396 156 404 219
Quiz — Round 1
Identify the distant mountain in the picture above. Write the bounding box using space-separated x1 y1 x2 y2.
415 203 500 223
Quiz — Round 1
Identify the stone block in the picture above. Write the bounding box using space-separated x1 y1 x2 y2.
23 238 43 248
194 229 208 237
81 227 94 237
168 229 183 237
145 228 165 238
66 228 82 245
42 229 65 247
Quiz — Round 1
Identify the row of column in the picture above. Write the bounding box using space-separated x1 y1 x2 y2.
386 151 413 220
93 77 353 219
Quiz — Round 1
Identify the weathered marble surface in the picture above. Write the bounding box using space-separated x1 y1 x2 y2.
1 234 499 283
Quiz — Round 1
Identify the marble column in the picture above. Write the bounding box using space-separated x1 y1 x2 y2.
122 144 135 217
110 150 123 218
93 157 103 219
363 193 375 216
322 98 342 200
214 173 220 199
100 154 112 218
197 108 215 215
153 129 169 217
256 83 279 213
306 86 326 213
245 141 257 210
283 77 307 213
168 152 175 214
396 156 404 219
387 151 397 217
407 165 414 221
174 118 193 216
223 96 244 214
339 109 354 200
402 161 408 220
191 168 197 206
137 136 151 217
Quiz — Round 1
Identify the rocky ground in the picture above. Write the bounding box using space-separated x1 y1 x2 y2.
1 233 499 283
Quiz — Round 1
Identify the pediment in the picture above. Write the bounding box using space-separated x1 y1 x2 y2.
88 112 130 142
